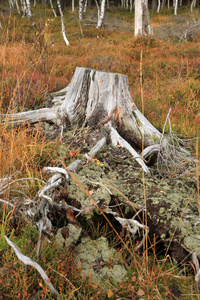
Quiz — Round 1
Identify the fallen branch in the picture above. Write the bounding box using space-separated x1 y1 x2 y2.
4 236 61 299
106 123 149 173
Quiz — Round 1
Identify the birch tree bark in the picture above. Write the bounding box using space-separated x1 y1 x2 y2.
191 0 197 11
20 0 27 17
79 0 84 21
84 0 88 12
72 0 75 12
56 0 69 45
26 0 32 19
14 0 21 15
96 0 106 28
174 0 178 14
50 0 57 17
8 0 14 9
130 0 133 12
161 0 166 9
134 0 151 36
157 0 161 12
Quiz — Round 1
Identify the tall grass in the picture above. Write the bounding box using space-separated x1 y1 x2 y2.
0 5 200 299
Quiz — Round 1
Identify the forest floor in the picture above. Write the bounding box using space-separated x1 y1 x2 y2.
0 4 200 299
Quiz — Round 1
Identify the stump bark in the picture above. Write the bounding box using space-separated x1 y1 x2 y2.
3 67 161 147
2 67 164 173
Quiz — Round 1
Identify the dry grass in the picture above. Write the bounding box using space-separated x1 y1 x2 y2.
0 5 200 299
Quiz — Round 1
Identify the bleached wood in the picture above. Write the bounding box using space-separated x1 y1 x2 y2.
57 0 69 45
134 0 151 36
26 0 32 19
142 144 161 158
79 0 84 20
4 236 61 299
96 0 106 28
2 107 61 126
85 137 107 159
107 123 149 173
59 67 161 147
1 67 162 152
49 0 57 17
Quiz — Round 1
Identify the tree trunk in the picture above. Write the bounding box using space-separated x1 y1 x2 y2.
134 0 151 36
96 0 106 28
152 0 157 10
57 0 69 45
174 0 178 14
26 0 32 19
79 0 84 20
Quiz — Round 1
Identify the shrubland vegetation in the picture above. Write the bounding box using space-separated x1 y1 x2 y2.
0 4 200 299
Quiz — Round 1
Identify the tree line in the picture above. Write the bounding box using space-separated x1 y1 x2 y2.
0 0 199 44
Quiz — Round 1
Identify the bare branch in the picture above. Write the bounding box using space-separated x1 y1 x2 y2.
4 236 61 299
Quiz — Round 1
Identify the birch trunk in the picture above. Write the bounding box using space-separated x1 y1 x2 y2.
174 0 178 14
161 0 166 9
157 0 160 12
8 0 14 9
50 0 57 17
191 0 196 11
79 0 84 21
96 0 106 28
20 0 27 17
14 0 21 14
56 0 69 45
84 0 88 12
26 0 32 19
135 0 151 36
130 0 133 12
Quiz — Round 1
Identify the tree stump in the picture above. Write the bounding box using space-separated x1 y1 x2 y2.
2 67 165 173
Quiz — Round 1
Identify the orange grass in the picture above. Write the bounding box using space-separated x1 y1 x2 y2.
0 6 200 299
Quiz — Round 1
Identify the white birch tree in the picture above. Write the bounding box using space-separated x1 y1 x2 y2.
79 0 84 21
134 0 151 36
14 0 21 15
26 0 32 19
84 0 88 13
130 0 133 12
174 0 178 15
20 0 27 17
50 0 57 17
72 0 75 12
191 0 197 11
56 0 69 45
96 0 106 28
157 0 161 13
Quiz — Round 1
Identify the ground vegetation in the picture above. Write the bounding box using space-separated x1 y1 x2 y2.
0 4 200 299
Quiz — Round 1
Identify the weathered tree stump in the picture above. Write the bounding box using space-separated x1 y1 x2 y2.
2 67 165 173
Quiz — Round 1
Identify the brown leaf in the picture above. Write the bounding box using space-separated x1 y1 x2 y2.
66 209 79 226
